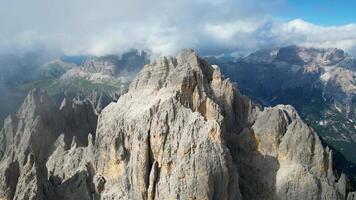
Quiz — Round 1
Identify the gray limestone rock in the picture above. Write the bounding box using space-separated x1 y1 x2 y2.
0 89 98 200
94 49 242 200
348 192 356 200
0 49 353 200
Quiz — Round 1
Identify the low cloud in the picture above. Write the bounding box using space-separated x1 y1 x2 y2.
0 0 356 57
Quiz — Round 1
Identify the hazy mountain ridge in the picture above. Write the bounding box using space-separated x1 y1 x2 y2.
60 50 148 82
0 50 149 126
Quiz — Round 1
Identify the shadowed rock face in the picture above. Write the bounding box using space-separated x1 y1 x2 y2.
0 49 353 200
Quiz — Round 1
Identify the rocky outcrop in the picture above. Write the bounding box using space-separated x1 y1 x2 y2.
0 89 98 200
348 192 356 200
0 49 352 199
235 104 346 199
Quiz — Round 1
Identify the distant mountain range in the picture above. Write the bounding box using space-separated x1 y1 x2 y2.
0 50 149 126
208 45 356 164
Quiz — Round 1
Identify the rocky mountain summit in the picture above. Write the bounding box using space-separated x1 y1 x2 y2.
0 49 354 199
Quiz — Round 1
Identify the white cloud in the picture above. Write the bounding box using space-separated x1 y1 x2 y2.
205 19 265 40
204 18 356 56
0 0 356 56
270 19 356 53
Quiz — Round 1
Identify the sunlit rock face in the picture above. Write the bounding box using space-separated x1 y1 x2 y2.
0 49 351 200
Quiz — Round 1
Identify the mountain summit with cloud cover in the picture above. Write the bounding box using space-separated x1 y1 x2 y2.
1 0 356 199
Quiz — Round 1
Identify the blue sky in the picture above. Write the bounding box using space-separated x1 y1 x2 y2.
281 0 356 25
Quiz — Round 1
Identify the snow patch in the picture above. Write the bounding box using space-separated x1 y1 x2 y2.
320 65 337 82
321 72 331 82
318 120 328 126
334 104 342 113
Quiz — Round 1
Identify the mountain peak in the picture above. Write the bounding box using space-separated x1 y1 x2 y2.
130 49 215 92
16 88 54 120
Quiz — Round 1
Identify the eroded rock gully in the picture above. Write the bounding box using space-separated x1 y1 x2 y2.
0 49 353 200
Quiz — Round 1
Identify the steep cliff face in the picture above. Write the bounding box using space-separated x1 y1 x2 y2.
94 49 248 200
235 105 346 200
0 49 352 200
0 89 98 200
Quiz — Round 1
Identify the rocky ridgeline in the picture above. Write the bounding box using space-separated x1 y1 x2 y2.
0 49 354 199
